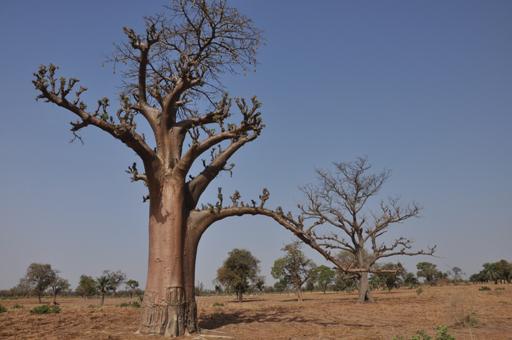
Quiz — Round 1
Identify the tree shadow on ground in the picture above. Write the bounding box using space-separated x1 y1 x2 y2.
225 298 266 303
199 309 338 330
278 298 314 302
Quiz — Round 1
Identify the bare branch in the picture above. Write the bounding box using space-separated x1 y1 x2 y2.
33 64 155 163
176 96 263 179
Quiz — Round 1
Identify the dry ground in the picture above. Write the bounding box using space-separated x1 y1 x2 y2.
0 284 511 339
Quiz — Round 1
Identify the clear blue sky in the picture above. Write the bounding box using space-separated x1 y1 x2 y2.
0 0 511 289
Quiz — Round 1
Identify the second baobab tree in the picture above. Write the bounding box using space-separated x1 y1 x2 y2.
33 0 266 336
292 158 435 302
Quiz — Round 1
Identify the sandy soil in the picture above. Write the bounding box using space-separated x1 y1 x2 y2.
0 284 511 339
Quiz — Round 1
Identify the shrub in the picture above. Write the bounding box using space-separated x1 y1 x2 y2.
0 304 7 313
119 301 141 308
212 302 224 307
479 286 491 291
495 287 505 291
30 305 61 314
393 325 454 340
435 325 455 340
456 312 479 327
416 287 424 295
411 329 432 340
11 304 23 309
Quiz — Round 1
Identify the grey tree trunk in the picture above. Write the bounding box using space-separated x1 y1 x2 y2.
358 272 373 303
296 286 303 302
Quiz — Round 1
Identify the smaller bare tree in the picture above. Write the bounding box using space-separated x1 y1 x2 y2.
296 157 435 302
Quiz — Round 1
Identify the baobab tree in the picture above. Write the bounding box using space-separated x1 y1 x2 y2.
33 0 265 336
293 158 435 302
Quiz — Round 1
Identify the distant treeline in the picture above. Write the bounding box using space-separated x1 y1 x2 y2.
1 259 510 302
0 263 141 306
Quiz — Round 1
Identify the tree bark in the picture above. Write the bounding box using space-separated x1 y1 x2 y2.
138 177 190 337
296 286 303 302
183 225 201 334
358 272 373 303
100 293 105 306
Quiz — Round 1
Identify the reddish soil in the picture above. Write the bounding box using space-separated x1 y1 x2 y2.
0 285 511 339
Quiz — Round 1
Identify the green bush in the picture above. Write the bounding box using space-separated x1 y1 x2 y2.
30 305 61 314
119 301 141 308
434 325 455 340
411 329 432 340
11 304 23 309
478 286 491 291
457 312 479 327
0 304 7 313
393 325 454 340
212 302 224 307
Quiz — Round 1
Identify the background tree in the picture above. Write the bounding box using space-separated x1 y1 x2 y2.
11 278 32 297
24 263 55 303
273 280 287 292
271 158 434 302
254 276 265 293
76 275 98 298
494 260 512 283
105 270 126 296
313 265 336 293
271 242 316 301
125 279 140 299
450 266 464 283
334 271 358 292
403 272 419 288
216 249 260 302
48 274 70 305
96 273 112 306
369 263 404 291
470 260 512 284
416 262 444 285
33 0 265 335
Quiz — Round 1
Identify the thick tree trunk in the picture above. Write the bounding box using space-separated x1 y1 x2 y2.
139 177 192 337
358 272 373 303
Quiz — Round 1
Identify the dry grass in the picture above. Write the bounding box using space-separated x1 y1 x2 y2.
0 284 511 339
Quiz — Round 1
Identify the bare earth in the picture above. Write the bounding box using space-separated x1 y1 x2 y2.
1 285 511 340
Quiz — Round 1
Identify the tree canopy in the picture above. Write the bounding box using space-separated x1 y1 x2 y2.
217 248 260 302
